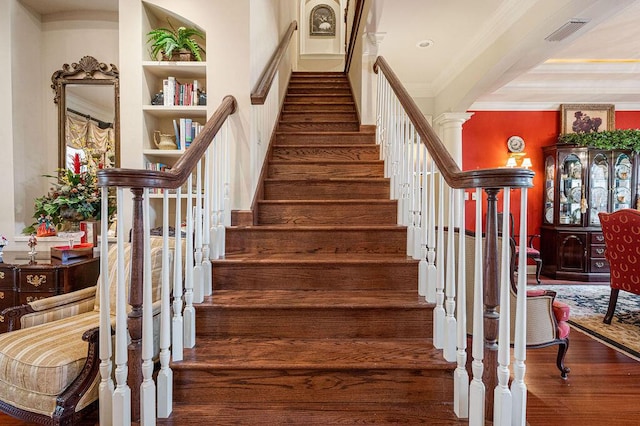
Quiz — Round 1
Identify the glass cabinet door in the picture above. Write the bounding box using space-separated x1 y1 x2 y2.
559 153 584 225
544 155 555 224
613 152 632 211
589 153 609 225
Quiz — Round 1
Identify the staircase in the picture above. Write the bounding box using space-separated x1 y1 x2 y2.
163 72 460 424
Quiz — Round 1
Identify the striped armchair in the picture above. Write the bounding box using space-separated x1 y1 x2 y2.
0 240 170 425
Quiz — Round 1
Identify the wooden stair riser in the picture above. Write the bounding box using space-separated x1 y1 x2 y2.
263 179 390 200
292 71 346 77
275 132 375 145
212 261 418 291
268 161 384 179
283 102 355 112
257 201 397 225
195 308 432 339
171 369 452 405
287 88 352 96
280 111 358 122
271 145 379 161
288 82 350 89
277 121 359 132
225 228 407 255
285 94 354 103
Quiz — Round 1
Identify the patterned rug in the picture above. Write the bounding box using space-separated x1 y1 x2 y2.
537 284 640 360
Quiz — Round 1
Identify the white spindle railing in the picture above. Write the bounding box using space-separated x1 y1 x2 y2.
97 96 237 424
374 57 533 425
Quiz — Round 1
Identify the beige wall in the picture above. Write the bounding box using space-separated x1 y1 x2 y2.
0 1 118 243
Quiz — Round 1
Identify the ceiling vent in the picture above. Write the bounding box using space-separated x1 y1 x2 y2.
544 19 590 42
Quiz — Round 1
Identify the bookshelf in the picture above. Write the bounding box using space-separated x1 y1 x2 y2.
140 3 208 225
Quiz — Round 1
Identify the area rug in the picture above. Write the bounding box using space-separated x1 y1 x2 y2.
537 285 640 360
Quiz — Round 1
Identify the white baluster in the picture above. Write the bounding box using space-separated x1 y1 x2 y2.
172 188 184 361
218 124 228 257
210 135 220 260
444 186 457 362
412 135 423 259
454 188 469 418
202 142 212 296
98 187 113 426
193 159 204 303
184 174 196 349
140 189 156 425
433 173 445 349
426 159 437 303
469 188 485 426
418 144 428 297
511 188 528 425
494 188 512 425
157 191 173 418
112 188 131 426
406 121 415 257
222 121 231 229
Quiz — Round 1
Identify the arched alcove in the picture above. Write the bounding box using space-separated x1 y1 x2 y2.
299 0 345 58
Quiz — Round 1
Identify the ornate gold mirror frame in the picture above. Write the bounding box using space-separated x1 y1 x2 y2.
51 56 120 171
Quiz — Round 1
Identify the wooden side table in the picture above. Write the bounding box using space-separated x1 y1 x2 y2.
0 252 99 333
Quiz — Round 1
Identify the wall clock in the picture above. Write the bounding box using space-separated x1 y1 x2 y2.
507 135 525 153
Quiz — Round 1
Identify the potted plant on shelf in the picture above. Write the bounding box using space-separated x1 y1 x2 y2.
558 129 640 151
146 19 205 61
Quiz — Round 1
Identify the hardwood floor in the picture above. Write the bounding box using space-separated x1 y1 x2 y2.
0 328 637 425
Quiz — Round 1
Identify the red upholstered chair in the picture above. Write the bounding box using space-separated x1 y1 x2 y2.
498 212 543 284
598 209 640 324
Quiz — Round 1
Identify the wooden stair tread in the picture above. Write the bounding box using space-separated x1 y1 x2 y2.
175 337 447 370
257 199 395 205
264 177 388 182
276 130 374 136
161 402 462 425
203 290 430 309
214 253 417 263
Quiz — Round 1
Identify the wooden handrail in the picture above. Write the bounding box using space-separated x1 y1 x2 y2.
97 95 237 189
373 56 534 189
251 21 298 105
344 0 365 74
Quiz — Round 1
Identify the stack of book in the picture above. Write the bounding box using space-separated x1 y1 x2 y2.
162 77 200 106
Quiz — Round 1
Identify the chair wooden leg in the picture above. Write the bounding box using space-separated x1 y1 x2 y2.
556 339 570 380
604 288 619 324
534 258 542 284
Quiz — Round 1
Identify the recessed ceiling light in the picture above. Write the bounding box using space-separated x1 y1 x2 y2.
416 39 434 48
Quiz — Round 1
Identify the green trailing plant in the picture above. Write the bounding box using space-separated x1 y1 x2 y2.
558 129 640 152
146 19 205 61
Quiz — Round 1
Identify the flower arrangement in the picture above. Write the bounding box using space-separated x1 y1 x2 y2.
23 153 115 235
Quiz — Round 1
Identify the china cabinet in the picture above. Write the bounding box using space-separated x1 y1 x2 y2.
541 144 637 281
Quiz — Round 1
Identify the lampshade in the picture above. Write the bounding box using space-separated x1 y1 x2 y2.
521 157 532 169
506 157 517 168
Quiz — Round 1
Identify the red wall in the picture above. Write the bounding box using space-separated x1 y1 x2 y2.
462 110 640 248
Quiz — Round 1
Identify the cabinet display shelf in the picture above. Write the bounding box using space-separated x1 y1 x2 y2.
142 105 207 118
142 61 206 78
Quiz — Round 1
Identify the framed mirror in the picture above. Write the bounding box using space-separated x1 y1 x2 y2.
51 56 120 171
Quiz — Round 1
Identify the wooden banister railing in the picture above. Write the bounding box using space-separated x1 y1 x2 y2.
251 21 297 105
373 55 533 425
96 95 237 424
373 56 533 189
344 0 365 73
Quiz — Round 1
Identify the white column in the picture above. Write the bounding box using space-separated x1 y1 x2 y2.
432 112 473 169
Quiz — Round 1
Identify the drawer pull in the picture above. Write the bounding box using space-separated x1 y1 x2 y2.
0 291 4 299
0 315 3 323
596 248 605 255
0 271 4 280
26 275 46 287
595 261 605 268
26 296 46 303
595 235 604 242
